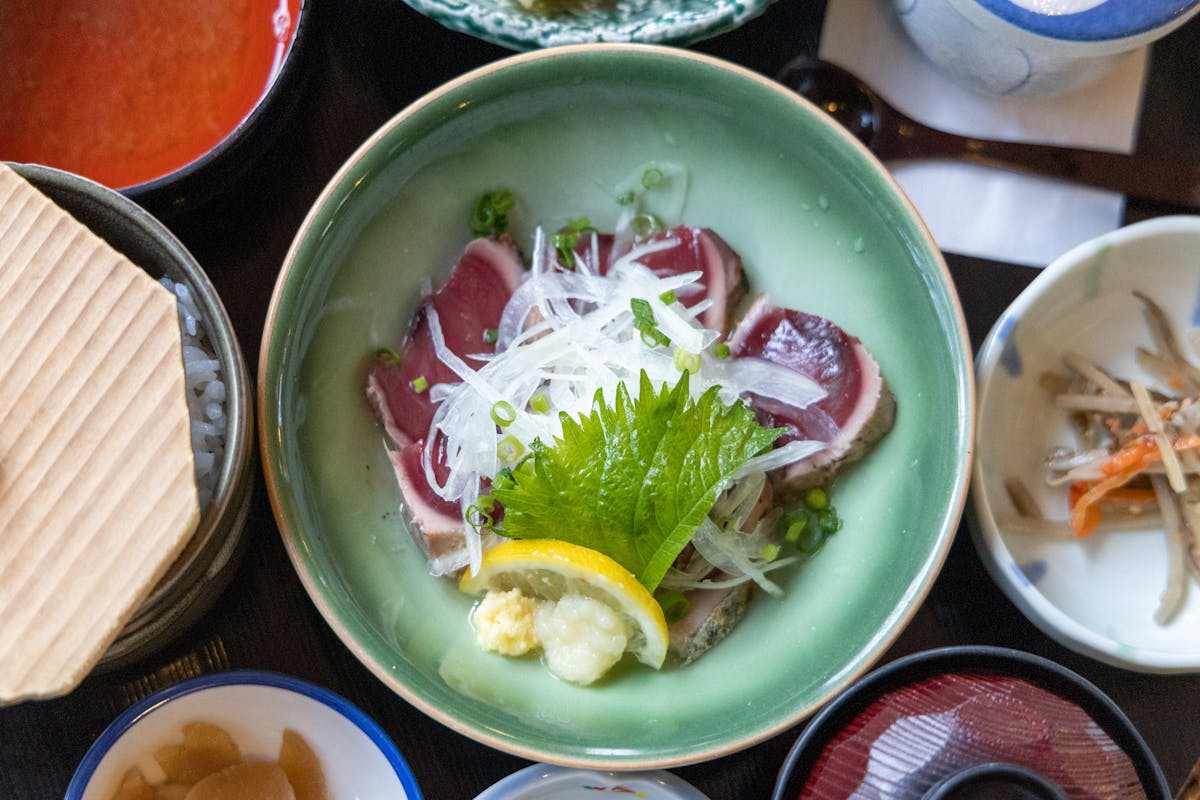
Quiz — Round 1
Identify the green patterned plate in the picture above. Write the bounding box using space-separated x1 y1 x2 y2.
399 0 775 50
259 45 973 769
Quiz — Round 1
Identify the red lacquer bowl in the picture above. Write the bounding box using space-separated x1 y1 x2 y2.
0 0 310 215
772 646 1169 800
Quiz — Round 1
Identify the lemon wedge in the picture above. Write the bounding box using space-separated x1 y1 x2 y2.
460 539 669 670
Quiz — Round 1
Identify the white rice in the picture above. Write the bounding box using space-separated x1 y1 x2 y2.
161 277 227 509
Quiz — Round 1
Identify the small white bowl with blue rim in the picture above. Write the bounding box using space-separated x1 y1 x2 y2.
474 763 710 799
66 670 423 799
971 215 1200 673
892 0 1200 95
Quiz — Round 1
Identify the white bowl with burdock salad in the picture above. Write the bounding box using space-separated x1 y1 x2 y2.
0 162 255 701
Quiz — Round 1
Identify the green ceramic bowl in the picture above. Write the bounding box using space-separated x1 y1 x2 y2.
259 44 973 769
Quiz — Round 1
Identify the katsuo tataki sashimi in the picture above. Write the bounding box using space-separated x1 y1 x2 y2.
366 177 895 685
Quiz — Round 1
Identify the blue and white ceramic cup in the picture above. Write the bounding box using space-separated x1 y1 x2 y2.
893 0 1200 96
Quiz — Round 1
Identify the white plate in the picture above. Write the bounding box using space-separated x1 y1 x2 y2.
972 215 1200 673
475 763 709 799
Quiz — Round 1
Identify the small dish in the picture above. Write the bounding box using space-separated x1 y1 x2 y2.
971 215 1200 673
474 764 709 799
397 0 775 50
65 670 423 800
11 163 256 673
0 2 311 215
771 646 1170 800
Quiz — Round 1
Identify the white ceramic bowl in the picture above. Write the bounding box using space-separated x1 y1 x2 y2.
972 215 1200 673
474 764 709 799
66 671 423 800
893 0 1200 95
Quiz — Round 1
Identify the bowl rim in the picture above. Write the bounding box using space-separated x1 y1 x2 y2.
971 214 1200 674
399 0 778 51
65 669 424 800
472 763 710 799
770 645 1170 800
119 0 311 205
955 0 1200 45
258 42 972 770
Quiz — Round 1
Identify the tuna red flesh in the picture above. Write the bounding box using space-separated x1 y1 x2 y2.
368 237 524 446
366 237 524 558
575 225 745 334
730 295 894 491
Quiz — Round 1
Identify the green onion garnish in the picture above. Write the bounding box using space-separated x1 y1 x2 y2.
659 289 677 305
673 349 701 374
552 216 594 269
657 589 691 624
497 435 525 463
805 487 828 510
641 167 664 190
616 190 637 206
374 347 402 365
491 400 517 427
630 213 664 238
469 190 516 238
530 393 550 414
482 327 499 344
630 298 655 327
410 375 429 394
630 298 671 348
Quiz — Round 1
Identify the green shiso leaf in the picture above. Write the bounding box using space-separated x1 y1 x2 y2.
491 371 782 592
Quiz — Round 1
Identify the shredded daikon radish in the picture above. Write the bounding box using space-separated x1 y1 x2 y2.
421 229 827 575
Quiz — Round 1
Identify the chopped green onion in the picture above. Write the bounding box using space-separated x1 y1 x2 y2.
497 435 526 464
552 216 594 269
657 589 691 624
785 516 807 543
630 297 655 327
410 375 429 394
659 289 677 305
630 212 664 238
530 393 551 414
482 327 498 344
641 167 664 190
491 400 517 427
713 342 731 359
805 487 828 510
374 347 401 365
493 467 516 491
616 190 636 206
469 190 516 238
673 348 701 374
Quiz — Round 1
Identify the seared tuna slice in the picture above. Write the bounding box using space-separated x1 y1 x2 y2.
637 226 746 334
668 583 753 664
729 295 895 495
574 226 746 335
368 237 525 446
366 237 524 561
386 440 465 562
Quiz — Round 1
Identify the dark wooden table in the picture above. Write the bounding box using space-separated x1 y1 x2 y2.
4 1 1200 797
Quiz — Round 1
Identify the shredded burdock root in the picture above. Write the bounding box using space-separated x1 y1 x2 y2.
1003 292 1200 625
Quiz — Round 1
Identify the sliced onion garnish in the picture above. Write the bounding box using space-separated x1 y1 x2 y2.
418 225 831 581
730 439 825 481
707 356 825 408
690 517 785 598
